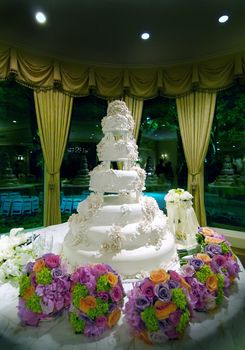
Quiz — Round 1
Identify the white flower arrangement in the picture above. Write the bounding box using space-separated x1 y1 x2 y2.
164 188 193 205
0 228 36 284
164 189 198 249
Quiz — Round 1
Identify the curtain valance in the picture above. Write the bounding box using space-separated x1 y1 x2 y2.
0 42 245 98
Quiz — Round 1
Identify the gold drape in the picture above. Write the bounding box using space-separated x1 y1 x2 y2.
34 90 73 226
1 42 245 97
124 95 144 141
176 91 216 226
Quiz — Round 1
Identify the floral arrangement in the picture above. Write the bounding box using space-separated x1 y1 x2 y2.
124 269 193 344
196 227 240 290
179 226 240 312
0 228 35 284
18 253 71 326
164 188 193 205
68 263 125 338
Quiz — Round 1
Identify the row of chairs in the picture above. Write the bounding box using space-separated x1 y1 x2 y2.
60 195 88 214
1 196 39 216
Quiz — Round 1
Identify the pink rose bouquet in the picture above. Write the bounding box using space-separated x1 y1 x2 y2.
124 269 193 344
68 263 125 338
18 253 71 326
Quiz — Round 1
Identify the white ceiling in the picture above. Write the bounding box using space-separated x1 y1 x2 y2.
0 0 245 67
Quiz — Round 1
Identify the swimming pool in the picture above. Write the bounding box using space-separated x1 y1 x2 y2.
143 191 167 210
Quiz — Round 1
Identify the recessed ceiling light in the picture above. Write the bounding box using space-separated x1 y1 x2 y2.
13 120 17 123
141 32 150 40
35 11 47 24
218 15 229 23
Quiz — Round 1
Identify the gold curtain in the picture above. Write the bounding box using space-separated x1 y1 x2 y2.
34 90 73 226
176 91 216 226
1 42 245 97
124 95 144 141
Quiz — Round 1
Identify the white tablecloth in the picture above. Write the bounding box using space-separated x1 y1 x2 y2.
0 223 245 350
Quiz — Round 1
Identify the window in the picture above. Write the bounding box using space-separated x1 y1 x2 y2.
138 96 186 211
60 96 107 221
205 85 245 231
0 81 44 234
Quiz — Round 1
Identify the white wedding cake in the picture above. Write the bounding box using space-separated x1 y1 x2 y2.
62 100 177 277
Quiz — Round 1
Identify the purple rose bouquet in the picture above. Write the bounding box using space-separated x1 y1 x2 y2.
18 253 71 326
124 269 193 344
68 263 125 338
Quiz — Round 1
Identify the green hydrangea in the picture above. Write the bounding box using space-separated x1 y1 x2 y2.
96 275 111 292
141 306 159 333
19 274 31 297
69 312 85 334
25 293 42 313
87 298 109 319
196 265 213 283
176 310 190 333
96 298 109 315
72 283 89 309
216 273 224 305
171 288 187 310
36 267 52 285
220 242 231 254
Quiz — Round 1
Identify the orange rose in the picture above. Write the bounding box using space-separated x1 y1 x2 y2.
201 227 216 236
33 259 45 273
107 272 118 287
196 253 212 264
79 296 97 313
22 285 35 301
206 275 218 292
205 236 224 244
107 307 121 328
180 277 191 291
154 300 177 320
137 330 153 345
149 269 170 284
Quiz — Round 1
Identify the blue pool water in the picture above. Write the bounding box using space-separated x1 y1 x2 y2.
62 192 167 212
143 192 167 210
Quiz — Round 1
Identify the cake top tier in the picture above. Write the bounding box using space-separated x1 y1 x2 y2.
107 100 129 117
102 100 134 134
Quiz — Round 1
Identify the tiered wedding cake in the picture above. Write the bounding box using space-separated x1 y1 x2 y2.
62 101 177 277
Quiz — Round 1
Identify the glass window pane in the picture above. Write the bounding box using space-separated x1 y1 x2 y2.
138 96 186 212
0 81 44 233
60 96 107 221
205 85 245 232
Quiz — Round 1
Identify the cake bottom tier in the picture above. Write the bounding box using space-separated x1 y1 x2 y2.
62 230 178 278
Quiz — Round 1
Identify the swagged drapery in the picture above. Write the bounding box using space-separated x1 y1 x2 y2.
1 42 245 226
1 44 245 97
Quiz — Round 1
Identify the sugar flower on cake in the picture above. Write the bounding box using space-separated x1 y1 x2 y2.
124 269 193 344
68 263 125 337
18 253 71 326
